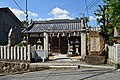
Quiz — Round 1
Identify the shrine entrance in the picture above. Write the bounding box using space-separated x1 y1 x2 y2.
50 36 81 54
50 37 68 54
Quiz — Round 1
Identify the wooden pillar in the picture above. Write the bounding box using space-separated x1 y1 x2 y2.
81 32 86 60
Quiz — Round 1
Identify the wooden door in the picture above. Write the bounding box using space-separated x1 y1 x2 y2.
60 37 68 54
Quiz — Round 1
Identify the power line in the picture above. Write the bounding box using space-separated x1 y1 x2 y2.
80 0 95 14
79 0 101 26
85 0 95 11
80 0 100 14
85 0 91 26
88 0 100 10
13 0 26 14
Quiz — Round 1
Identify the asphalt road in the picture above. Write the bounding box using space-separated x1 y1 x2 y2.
0 68 119 80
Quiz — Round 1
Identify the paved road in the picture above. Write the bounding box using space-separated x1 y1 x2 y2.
0 68 119 80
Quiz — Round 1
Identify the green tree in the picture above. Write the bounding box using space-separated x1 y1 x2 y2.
94 4 111 44
95 0 120 45
106 0 120 31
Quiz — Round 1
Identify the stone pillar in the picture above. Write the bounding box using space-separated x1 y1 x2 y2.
37 45 41 50
7 46 10 59
24 46 27 60
31 45 36 61
14 46 16 60
4 46 7 59
108 45 115 61
40 46 43 50
27 45 31 61
20 47 23 60
11 47 13 60
75 39 80 55
114 44 120 63
76 47 79 55
0 46 3 59
44 32 49 57
17 46 20 60
34 45 37 50
81 32 86 60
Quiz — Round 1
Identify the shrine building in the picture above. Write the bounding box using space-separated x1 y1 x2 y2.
23 19 87 59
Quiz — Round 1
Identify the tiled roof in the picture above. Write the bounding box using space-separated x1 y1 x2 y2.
24 19 87 33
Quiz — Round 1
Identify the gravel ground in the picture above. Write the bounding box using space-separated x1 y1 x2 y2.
0 68 119 80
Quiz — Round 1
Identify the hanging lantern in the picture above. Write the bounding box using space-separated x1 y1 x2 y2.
68 33 70 37
50 33 52 37
77 31 80 36
57 32 60 38
52 33 55 37
62 32 65 37
73 32 76 36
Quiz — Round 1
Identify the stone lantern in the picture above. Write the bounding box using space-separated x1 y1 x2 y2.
37 38 42 50
68 41 73 54
21 37 27 45
37 39 41 45
75 39 79 55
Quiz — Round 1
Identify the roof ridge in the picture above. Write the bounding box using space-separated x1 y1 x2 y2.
33 19 81 24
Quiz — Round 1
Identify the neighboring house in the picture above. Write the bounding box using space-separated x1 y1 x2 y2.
0 7 23 45
23 19 87 56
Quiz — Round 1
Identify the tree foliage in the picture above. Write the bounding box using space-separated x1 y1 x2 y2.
105 0 120 30
95 0 120 45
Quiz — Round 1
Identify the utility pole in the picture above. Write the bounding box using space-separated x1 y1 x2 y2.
103 5 106 32
26 0 28 25
26 0 29 44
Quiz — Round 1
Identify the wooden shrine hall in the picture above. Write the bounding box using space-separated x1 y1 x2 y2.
23 19 87 58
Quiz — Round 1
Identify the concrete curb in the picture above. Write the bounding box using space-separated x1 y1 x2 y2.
30 62 116 69
0 74 6 76
49 65 80 68
80 64 116 69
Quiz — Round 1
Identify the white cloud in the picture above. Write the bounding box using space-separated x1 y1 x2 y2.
96 16 102 19
9 7 39 21
51 7 69 16
9 7 25 21
89 16 96 20
50 7 73 19
34 7 73 21
28 11 38 17
9 7 73 21
89 16 102 21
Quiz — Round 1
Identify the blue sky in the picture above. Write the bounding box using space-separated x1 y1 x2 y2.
0 0 104 27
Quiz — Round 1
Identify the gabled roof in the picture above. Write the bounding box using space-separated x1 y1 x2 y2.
24 19 87 33
0 7 23 27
